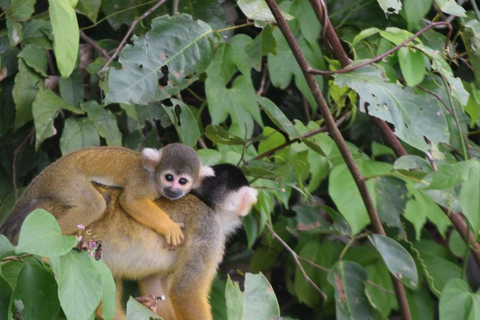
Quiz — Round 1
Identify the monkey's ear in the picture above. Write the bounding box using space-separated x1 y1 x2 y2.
142 148 163 174
195 166 215 187
235 186 258 217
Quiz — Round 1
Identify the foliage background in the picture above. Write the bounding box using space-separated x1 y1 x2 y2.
1 0 480 319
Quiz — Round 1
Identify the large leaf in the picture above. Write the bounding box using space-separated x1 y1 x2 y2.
205 125 245 145
50 251 103 320
17 44 47 77
246 25 277 71
374 176 409 237
334 65 449 151
6 0 35 21
327 261 382 320
242 273 279 319
225 276 244 320
10 264 60 320
13 59 43 129
32 89 83 149
257 96 300 138
434 0 466 17
237 0 293 22
369 234 418 288
60 117 100 155
162 99 200 147
81 101 122 146
401 0 432 30
398 47 425 87
206 74 263 137
92 259 116 320
48 0 79 77
16 209 78 257
105 14 218 105
439 279 480 320
459 161 480 235
376 0 402 15
59 72 84 106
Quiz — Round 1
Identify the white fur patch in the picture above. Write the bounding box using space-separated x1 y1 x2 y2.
199 166 215 178
141 148 162 163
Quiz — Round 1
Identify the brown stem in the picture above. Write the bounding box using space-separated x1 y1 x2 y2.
308 21 452 76
372 118 408 157
248 112 350 163
265 223 327 300
80 30 111 60
266 0 412 318
100 0 167 73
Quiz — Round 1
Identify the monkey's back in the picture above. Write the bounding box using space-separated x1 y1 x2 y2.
88 184 224 280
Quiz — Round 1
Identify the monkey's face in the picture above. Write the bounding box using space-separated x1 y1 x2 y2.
158 170 194 200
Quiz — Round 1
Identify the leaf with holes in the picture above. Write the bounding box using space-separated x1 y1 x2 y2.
162 99 200 147
105 14 219 105
377 0 402 14
334 65 449 151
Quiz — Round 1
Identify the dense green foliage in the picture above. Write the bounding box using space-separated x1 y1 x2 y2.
1 0 480 319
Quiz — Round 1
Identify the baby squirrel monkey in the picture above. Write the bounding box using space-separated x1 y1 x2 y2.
1 143 213 246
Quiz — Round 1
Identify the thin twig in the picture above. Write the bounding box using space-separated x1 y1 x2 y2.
417 85 453 115
256 64 268 96
173 0 179 14
308 21 452 76
1 254 33 263
265 223 327 300
302 94 311 122
100 0 167 73
298 256 395 295
80 30 111 60
247 111 350 163
198 138 207 149
12 129 34 202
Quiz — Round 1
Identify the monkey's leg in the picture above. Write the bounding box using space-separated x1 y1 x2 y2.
53 178 107 234
119 195 184 246
138 274 176 320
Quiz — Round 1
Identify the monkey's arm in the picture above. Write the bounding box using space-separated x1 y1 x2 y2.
119 194 184 246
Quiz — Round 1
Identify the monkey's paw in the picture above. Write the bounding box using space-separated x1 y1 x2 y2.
162 222 185 246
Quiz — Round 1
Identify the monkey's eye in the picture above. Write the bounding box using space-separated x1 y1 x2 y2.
165 174 174 182
179 178 188 185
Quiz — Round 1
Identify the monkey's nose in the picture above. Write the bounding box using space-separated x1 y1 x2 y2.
163 187 183 200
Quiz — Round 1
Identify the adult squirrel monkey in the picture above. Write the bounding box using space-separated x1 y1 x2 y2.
1 143 213 246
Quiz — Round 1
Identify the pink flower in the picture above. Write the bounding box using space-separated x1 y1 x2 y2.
76 224 86 230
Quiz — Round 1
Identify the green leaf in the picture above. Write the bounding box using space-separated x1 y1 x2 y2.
22 19 53 48
16 209 78 256
205 125 244 145
18 45 48 77
246 25 277 71
327 261 382 319
206 74 263 137
394 155 432 172
6 0 35 21
197 149 222 166
92 259 116 320
81 101 122 146
329 160 392 234
459 161 480 235
11 264 60 320
0 273 12 319
6 17 22 46
401 0 432 30
434 0 466 17
105 14 218 105
243 273 280 319
289 0 321 44
162 99 200 147
289 205 351 236
365 261 397 317
448 230 467 258
76 0 101 23
398 47 425 87
225 276 244 320
257 96 300 138
178 0 231 31
439 279 480 320
60 117 100 155
237 0 293 22
374 176 409 236
369 234 418 288
0 235 15 260
50 251 103 320
352 28 380 47
334 65 449 151
258 126 285 155
380 27 415 45
125 297 161 320
465 83 480 126
49 0 79 77
32 89 83 149
423 161 468 190
415 240 462 295
13 59 43 129
59 72 84 106
376 0 402 15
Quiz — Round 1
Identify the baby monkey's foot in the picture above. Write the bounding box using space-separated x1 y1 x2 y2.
160 221 185 246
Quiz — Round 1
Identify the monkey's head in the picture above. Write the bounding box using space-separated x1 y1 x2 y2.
142 143 214 200
192 164 258 218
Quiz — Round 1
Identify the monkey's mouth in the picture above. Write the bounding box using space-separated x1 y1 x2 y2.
163 188 184 200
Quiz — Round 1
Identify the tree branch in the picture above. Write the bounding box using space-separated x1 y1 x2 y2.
99 0 167 73
80 30 111 60
266 0 412 318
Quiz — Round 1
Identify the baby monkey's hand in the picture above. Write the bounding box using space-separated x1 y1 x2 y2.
160 221 185 247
